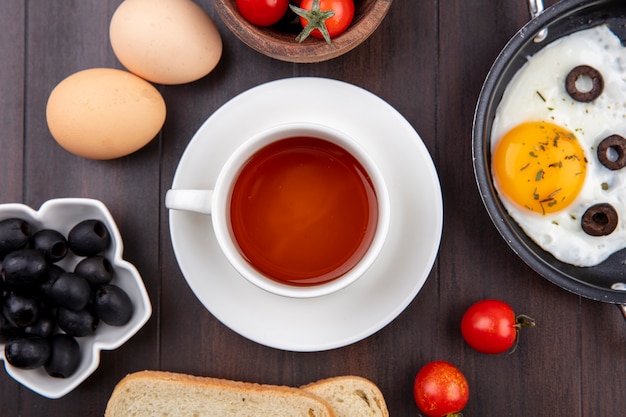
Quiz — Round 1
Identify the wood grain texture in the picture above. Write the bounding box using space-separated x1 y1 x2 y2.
0 3 25 414
0 0 624 416
0 1 25 205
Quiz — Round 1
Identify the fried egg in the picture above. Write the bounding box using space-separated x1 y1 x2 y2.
491 25 626 267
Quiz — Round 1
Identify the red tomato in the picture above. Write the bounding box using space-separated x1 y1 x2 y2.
236 0 290 26
461 299 535 354
414 361 469 417
295 0 354 41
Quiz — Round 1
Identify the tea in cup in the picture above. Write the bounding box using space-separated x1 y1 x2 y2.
166 122 389 298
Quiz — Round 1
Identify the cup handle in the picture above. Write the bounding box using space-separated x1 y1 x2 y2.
165 189 214 215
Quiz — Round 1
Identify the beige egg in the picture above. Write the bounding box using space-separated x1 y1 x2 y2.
46 68 166 160
109 0 223 85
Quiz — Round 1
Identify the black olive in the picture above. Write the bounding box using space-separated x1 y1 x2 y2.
565 65 604 102
56 306 99 337
48 272 92 311
0 311 21 342
24 309 56 338
2 248 48 288
38 264 65 302
44 333 80 378
581 203 618 236
2 292 39 328
74 256 113 286
0 218 31 257
4 336 51 369
31 229 68 263
597 135 626 171
67 219 111 256
93 284 133 326
0 262 5 292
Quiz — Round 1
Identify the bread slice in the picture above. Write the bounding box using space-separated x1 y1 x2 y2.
105 370 336 417
301 376 389 417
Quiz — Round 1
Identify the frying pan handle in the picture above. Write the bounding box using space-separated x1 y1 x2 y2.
527 0 548 42
611 283 626 322
527 0 544 19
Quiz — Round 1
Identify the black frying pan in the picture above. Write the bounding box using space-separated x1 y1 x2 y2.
472 0 626 319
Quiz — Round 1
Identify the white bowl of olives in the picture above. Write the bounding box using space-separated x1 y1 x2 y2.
0 198 151 398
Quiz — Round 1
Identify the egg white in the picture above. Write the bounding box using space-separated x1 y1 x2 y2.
491 25 626 267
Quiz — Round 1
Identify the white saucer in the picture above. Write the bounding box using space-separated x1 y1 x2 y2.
168 77 443 352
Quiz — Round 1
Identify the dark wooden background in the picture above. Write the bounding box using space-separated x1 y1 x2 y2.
2 0 625 415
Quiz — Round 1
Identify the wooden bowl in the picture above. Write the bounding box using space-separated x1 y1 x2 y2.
213 0 393 63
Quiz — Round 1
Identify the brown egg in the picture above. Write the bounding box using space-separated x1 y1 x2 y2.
109 0 223 85
46 68 166 160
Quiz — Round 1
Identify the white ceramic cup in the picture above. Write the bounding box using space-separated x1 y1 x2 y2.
165 122 390 298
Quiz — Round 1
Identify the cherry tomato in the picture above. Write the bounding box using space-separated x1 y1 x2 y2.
413 361 469 417
461 299 535 354
236 0 290 27
292 0 354 43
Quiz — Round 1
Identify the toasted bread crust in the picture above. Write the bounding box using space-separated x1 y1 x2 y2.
105 371 389 417
105 370 336 417
302 375 389 417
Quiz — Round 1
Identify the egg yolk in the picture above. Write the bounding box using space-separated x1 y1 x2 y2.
492 121 587 214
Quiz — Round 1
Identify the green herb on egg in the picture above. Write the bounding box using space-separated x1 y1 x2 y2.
537 91 547 102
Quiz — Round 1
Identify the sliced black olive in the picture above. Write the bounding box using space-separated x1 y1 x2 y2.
67 219 111 256
597 135 626 170
74 256 114 286
581 203 618 236
565 65 604 102
44 333 80 378
0 218 31 257
4 336 51 369
2 248 48 288
93 284 133 326
31 229 68 263
56 306 99 337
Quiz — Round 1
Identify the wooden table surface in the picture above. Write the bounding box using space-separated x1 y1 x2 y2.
2 0 625 415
